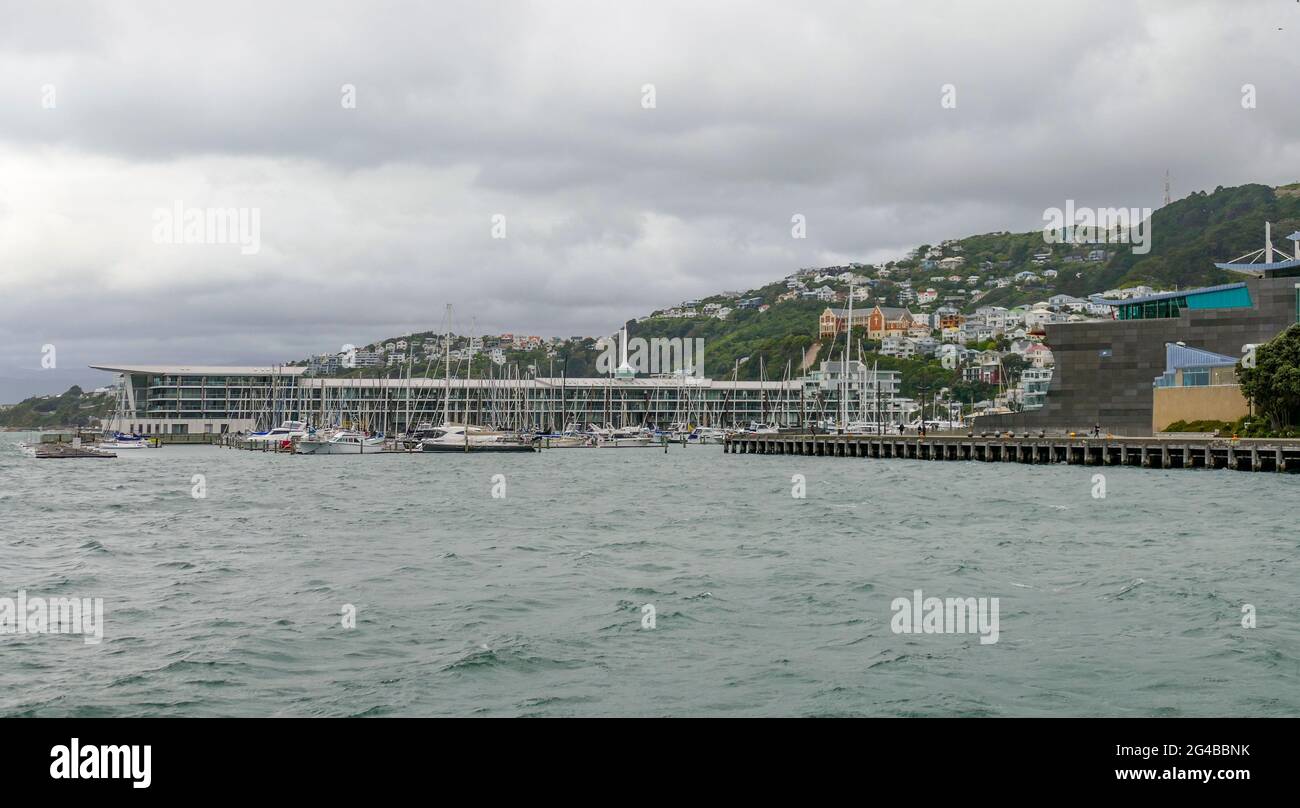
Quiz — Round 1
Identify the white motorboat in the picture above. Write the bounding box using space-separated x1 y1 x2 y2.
246 420 309 444
296 429 388 454
687 426 727 443
534 430 590 448
419 424 536 453
584 423 654 447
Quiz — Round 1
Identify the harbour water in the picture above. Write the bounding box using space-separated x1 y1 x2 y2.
1 431 1296 717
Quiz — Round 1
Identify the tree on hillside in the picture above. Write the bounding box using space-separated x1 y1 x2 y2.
1000 353 1029 385
1238 324 1300 430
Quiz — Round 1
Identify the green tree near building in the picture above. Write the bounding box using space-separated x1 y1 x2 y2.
1238 323 1300 430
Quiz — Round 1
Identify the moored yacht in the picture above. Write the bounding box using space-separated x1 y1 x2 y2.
97 431 152 449
687 425 727 443
296 429 388 454
419 424 536 453
246 420 309 444
585 423 654 447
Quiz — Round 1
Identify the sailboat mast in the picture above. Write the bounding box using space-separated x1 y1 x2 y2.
843 278 854 429
443 304 452 425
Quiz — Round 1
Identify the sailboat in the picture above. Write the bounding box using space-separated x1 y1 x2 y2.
99 376 157 449
417 305 536 453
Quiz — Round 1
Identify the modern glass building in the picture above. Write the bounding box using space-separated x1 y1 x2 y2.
1110 283 1254 321
90 364 903 435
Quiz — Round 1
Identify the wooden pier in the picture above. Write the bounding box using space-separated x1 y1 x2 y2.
26 442 116 459
723 433 1300 472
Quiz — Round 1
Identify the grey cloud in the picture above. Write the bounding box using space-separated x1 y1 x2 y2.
1 0 1298 400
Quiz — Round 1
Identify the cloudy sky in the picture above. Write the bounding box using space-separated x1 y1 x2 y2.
2 0 1298 400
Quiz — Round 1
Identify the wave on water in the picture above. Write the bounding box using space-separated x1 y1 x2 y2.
1 445 1295 717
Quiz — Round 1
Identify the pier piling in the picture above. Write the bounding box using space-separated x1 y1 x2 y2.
722 433 1300 473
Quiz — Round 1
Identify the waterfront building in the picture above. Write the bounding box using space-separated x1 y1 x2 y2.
801 360 912 425
89 363 903 435
1150 343 1248 432
977 234 1300 435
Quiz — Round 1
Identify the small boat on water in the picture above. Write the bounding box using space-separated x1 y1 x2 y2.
658 422 728 443
585 423 654 448
296 429 388 454
686 425 727 443
534 432 590 449
419 424 536 453
246 420 310 444
97 431 154 449
97 377 157 450
400 422 451 450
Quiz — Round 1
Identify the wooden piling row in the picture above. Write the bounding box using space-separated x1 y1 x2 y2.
722 433 1300 472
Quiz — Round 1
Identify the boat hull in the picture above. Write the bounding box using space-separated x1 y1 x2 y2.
296 441 387 454
420 442 535 453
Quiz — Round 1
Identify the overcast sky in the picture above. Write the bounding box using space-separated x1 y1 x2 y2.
2 0 1298 400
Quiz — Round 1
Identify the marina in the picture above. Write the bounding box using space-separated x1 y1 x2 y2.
84 364 910 439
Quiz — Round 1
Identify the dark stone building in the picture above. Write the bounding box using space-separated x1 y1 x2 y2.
980 276 1299 436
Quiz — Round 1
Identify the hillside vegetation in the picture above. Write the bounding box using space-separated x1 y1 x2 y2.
310 181 1299 394
0 386 113 429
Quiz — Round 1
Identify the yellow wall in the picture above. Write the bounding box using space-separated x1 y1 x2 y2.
1153 385 1249 432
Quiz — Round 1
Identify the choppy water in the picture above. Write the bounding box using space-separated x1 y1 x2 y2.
1 432 1297 717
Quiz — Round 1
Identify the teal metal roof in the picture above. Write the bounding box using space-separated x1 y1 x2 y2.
1099 282 1248 307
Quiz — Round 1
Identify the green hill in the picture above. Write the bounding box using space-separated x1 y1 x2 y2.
0 386 113 429
632 180 1300 379
1058 182 1300 294
304 180 1299 395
